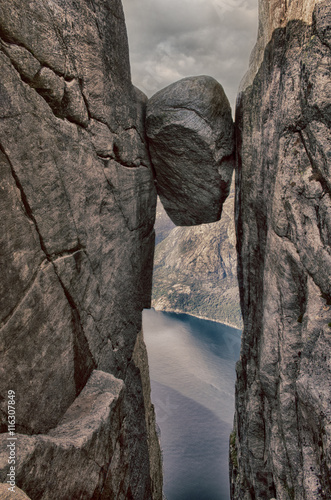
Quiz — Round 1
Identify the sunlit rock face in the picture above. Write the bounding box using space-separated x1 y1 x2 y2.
231 1 331 499
146 76 235 226
0 0 162 498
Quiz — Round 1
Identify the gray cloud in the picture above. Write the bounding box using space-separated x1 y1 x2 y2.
122 0 258 110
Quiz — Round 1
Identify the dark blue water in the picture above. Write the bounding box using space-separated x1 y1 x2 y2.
143 309 241 500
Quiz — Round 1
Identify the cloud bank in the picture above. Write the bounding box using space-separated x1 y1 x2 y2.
122 0 258 110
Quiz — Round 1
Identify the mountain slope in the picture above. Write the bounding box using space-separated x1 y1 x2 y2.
154 198 176 245
152 190 242 329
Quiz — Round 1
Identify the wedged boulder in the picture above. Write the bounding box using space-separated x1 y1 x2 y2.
146 76 235 226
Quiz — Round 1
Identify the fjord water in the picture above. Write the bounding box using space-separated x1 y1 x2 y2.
143 309 241 500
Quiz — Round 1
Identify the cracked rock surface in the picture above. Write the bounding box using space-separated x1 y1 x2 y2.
0 371 124 499
231 1 331 499
0 1 162 498
146 76 235 226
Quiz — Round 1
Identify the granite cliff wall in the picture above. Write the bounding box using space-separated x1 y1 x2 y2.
231 1 331 499
0 1 162 498
1 0 330 499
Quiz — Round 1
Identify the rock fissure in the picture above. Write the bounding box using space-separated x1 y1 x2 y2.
0 39 91 128
77 91 92 125
51 262 97 371
299 129 331 195
0 143 52 264
0 259 48 334
159 104 215 131
49 246 85 262
3 148 98 401
89 113 114 131
0 144 35 225
0 31 68 81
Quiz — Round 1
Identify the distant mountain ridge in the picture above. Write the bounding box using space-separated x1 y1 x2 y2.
152 189 243 330
154 198 176 245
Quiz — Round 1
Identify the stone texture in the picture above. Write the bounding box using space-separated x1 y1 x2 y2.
146 76 235 226
0 371 125 499
0 1 162 498
231 1 331 499
0 484 32 500
132 330 163 500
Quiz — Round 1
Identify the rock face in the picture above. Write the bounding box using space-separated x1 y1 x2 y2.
0 1 162 499
231 1 331 499
1 1 330 499
1 371 125 499
152 188 242 329
0 484 31 500
146 76 235 226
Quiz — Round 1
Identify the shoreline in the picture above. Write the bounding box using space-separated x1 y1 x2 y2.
151 306 242 332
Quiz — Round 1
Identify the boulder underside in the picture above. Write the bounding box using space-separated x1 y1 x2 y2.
146 75 235 226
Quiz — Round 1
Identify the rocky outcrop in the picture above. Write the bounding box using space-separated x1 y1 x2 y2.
231 1 331 499
0 1 162 498
146 76 235 226
0 484 31 500
1 371 125 498
152 188 242 329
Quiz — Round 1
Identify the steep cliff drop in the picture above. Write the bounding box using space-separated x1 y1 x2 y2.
0 1 162 498
231 1 331 499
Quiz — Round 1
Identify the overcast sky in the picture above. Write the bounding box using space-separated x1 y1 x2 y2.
122 0 258 111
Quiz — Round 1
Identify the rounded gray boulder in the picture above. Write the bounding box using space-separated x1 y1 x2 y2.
146 76 235 226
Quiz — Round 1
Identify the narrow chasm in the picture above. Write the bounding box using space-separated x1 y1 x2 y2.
142 75 243 500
